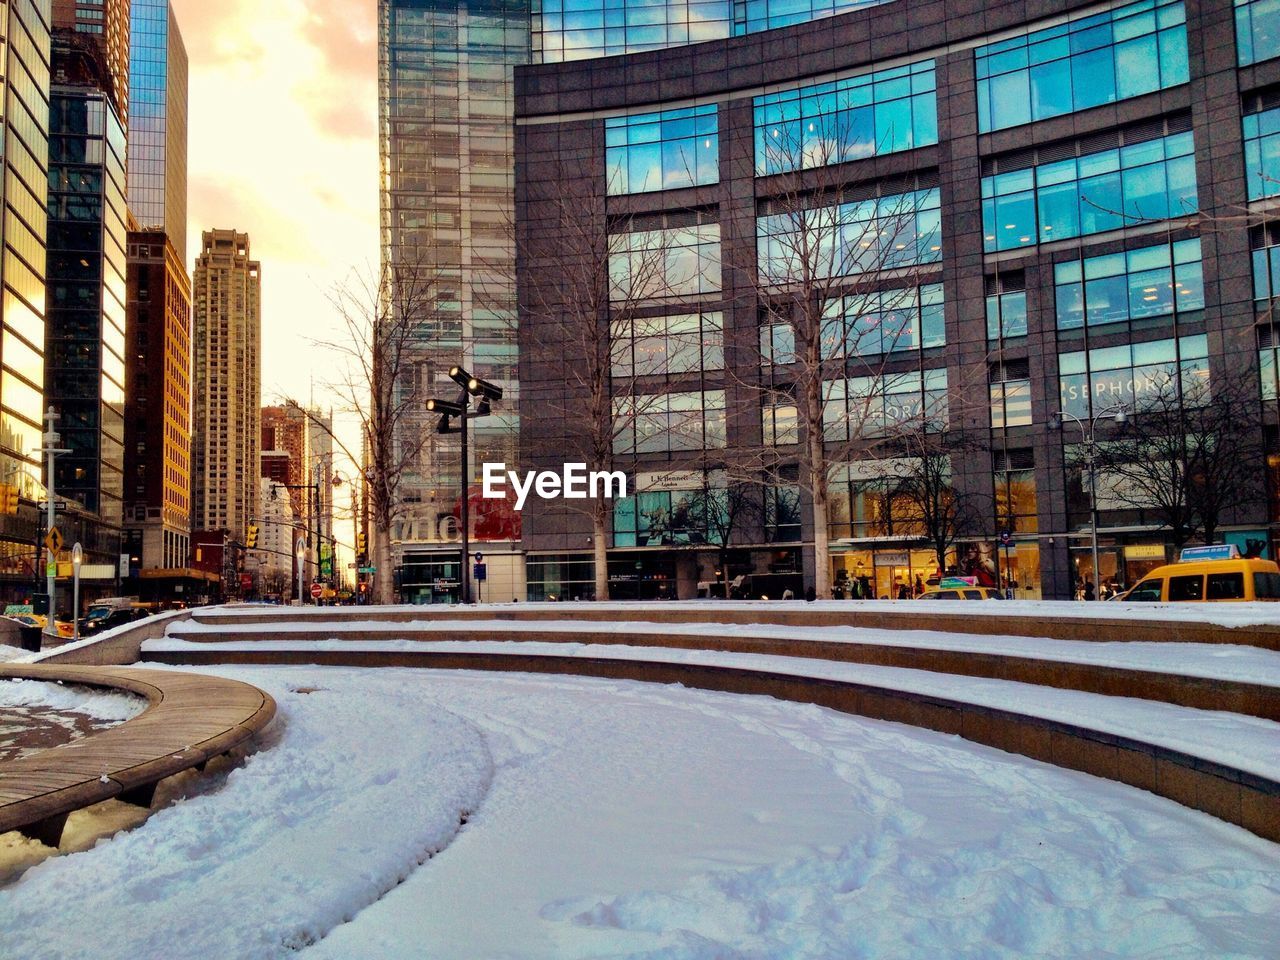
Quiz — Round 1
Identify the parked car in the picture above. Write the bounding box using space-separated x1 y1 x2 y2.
917 587 1004 601
1119 549 1280 602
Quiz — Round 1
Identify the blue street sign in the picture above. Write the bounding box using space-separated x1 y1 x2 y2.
473 562 487 582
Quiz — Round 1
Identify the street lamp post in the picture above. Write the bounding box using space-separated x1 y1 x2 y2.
71 542 82 640
1050 404 1129 597
38 407 70 637
427 365 503 605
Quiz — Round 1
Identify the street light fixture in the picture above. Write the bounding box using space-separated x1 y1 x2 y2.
1050 404 1129 596
426 368 504 605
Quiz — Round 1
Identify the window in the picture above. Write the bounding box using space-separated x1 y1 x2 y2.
1169 574 1204 600
765 485 801 542
613 390 726 455
986 273 1028 341
1054 238 1204 330
995 450 1039 533
610 312 723 378
606 104 719 195
1243 104 1280 201
609 223 721 301
762 403 799 445
981 128 1198 252
822 284 945 359
824 368 948 440
1236 0 1280 65
760 322 795 365
754 59 937 175
1058 334 1209 419
1256 571 1280 597
613 486 726 547
976 0 1189 132
1123 579 1164 600
1207 572 1245 599
990 360 1032 429
759 188 941 283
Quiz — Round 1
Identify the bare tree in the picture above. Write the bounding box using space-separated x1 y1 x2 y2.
669 472 765 599
893 431 984 574
518 177 695 600
1090 373 1264 550
735 116 947 598
283 257 444 604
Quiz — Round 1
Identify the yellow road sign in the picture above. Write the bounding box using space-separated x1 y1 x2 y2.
44 527 63 555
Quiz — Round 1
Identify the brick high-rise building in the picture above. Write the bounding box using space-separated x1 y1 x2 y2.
124 230 191 572
191 229 260 544
261 405 308 518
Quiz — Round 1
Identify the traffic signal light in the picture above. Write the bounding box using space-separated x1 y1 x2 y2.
358 581 368 594
0 483 18 516
246 524 259 549
356 531 367 558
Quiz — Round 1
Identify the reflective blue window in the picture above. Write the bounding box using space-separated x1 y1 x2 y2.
987 290 1028 341
821 284 945 359
754 60 937 175
1253 240 1280 309
1054 239 1203 330
981 130 1198 252
975 0 1188 132
1058 334 1208 420
1243 106 1280 201
759 188 942 283
606 104 718 195
1236 0 1280 65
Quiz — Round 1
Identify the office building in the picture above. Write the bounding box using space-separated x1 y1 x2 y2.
516 0 1280 600
44 30 129 579
51 0 129 126
191 229 260 545
261 404 308 519
0 0 52 606
126 0 185 264
378 0 526 602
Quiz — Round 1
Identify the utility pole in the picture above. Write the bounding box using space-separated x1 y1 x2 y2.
39 407 70 638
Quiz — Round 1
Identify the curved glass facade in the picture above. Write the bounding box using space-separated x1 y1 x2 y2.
532 0 893 62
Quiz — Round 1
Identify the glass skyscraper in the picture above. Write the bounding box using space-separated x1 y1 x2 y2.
0 0 52 604
379 0 527 601
126 0 187 265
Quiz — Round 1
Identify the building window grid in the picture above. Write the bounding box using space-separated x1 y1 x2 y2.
1243 103 1280 202
823 368 949 441
975 0 1188 134
821 283 945 360
605 104 719 195
1236 0 1280 66
981 129 1198 252
1054 237 1205 332
613 389 728 456
1058 333 1209 420
610 312 724 379
753 59 937 175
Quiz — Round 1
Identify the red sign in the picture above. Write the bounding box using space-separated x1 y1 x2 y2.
310 582 324 599
239 574 252 593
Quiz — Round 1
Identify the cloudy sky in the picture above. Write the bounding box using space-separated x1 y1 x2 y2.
171 0 379 426
169 0 380 550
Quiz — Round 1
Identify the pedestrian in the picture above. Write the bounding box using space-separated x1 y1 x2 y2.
896 580 910 601
1084 580 1096 601
913 574 924 597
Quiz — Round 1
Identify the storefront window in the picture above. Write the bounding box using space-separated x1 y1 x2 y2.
1058 334 1208 419
613 487 726 547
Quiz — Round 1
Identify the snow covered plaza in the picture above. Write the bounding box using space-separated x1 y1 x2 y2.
2 603 1280 959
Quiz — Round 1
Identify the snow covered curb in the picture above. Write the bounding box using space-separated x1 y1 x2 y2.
144 636 1280 783
195 599 1280 628
157 617 1280 686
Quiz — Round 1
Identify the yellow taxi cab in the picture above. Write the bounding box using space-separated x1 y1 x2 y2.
1120 545 1280 602
917 578 1004 601
6 614 76 638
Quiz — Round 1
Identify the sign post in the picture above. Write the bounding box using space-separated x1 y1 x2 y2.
999 530 1014 599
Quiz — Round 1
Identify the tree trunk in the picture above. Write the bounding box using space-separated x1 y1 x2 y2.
720 545 731 600
592 507 610 601
373 525 395 605
811 491 830 600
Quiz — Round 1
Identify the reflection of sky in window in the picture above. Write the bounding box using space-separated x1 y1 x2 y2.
533 0 894 62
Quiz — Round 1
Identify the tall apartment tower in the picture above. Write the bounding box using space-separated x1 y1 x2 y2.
126 0 186 263
0 1 52 608
260 404 308 519
191 229 260 543
378 0 527 598
44 28 129 574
